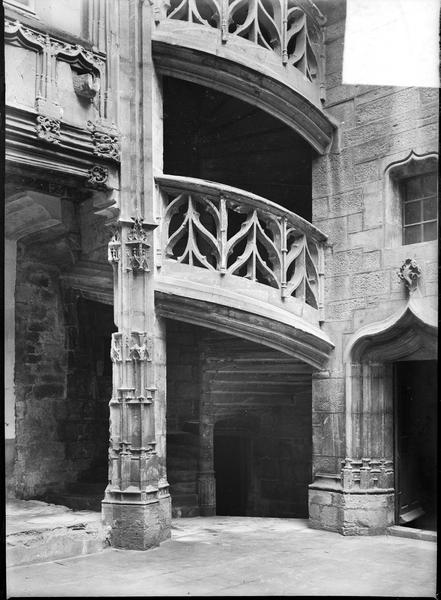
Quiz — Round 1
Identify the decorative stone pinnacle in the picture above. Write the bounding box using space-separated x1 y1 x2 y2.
397 258 422 293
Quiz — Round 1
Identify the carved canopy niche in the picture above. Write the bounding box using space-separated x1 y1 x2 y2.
346 297 438 364
343 297 437 463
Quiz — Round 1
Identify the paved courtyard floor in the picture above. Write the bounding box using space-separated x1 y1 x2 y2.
7 516 437 597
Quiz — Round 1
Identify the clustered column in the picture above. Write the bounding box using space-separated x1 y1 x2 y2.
101 0 170 549
102 219 170 549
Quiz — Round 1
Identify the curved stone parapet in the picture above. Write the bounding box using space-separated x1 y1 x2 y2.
151 0 335 153
155 285 334 369
156 174 327 315
154 174 333 365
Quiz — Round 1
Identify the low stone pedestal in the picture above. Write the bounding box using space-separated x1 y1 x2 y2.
102 496 171 550
309 487 394 535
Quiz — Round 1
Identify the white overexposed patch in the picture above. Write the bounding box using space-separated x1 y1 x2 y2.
343 0 440 87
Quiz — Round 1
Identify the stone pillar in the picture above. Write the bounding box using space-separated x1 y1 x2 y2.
309 362 395 535
5 239 17 494
101 0 171 549
198 363 216 516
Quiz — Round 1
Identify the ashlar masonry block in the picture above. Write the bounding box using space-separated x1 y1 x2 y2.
308 489 395 535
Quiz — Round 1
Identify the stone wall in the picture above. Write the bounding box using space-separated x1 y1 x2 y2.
13 237 114 499
308 4 438 534
166 321 313 518
14 244 70 498
245 404 311 518
166 320 200 431
310 6 438 475
62 296 114 487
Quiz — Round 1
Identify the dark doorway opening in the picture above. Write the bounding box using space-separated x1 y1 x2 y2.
214 432 249 516
395 360 437 531
44 298 116 511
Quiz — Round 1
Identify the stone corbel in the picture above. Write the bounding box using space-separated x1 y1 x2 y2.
87 120 120 162
73 72 100 100
35 114 61 144
397 258 422 295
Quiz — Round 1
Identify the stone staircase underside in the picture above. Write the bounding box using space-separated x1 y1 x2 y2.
155 283 333 370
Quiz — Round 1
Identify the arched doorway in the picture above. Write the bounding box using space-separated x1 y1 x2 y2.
343 297 437 533
165 320 315 519
395 360 437 530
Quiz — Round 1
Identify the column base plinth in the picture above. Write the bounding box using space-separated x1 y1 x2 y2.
102 496 171 550
308 487 395 535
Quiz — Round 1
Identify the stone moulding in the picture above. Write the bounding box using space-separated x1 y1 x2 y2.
35 115 61 144
152 39 334 154
309 457 395 494
87 165 109 187
155 287 334 370
157 174 327 314
152 0 327 98
4 18 107 119
343 296 438 364
86 121 120 162
6 107 121 183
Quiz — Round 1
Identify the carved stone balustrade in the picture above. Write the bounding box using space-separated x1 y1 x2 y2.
155 0 324 83
156 175 327 321
151 0 334 154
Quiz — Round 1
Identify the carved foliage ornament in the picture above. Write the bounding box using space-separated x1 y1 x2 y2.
164 0 321 83
110 331 153 362
87 121 120 162
88 165 109 187
127 332 153 362
108 226 121 265
163 186 321 308
110 332 123 362
397 258 422 292
126 217 150 273
35 115 61 144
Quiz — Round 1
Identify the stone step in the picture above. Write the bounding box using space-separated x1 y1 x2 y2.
387 526 437 542
6 500 109 567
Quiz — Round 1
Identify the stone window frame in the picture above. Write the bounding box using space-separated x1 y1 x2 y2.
401 173 438 245
4 0 35 14
384 150 438 249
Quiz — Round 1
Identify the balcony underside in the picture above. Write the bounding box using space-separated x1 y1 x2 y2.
155 279 333 370
60 261 334 369
152 32 334 155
